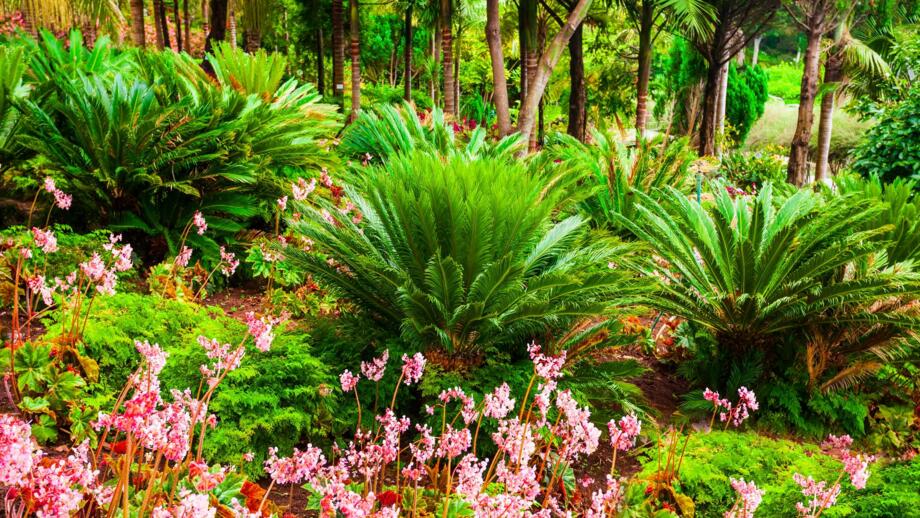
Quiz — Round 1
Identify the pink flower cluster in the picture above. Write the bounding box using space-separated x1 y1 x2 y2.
192 211 208 235
81 234 133 295
175 246 193 268
400 352 426 385
820 434 874 490
704 386 759 428
244 311 286 352
725 477 765 518
292 177 317 200
197 335 245 388
31 227 58 253
608 413 642 451
265 445 326 485
219 246 239 276
360 349 390 382
793 473 841 517
43 177 72 210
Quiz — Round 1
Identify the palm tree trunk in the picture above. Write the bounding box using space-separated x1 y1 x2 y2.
174 0 183 52
520 0 538 149
332 0 345 103
441 0 454 115
183 0 191 51
316 5 326 96
454 25 461 116
786 28 823 186
161 0 172 50
153 0 166 48
635 0 653 140
698 19 728 156
403 3 413 101
130 0 146 47
229 4 237 48
815 52 843 184
202 0 210 40
246 27 260 52
715 61 728 154
566 22 586 141
349 0 361 121
517 0 592 148
486 0 511 136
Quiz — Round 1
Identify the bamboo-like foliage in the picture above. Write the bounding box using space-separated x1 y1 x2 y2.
0 45 28 167
546 130 696 236
285 152 646 358
617 184 920 356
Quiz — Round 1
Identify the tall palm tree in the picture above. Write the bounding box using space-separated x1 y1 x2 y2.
349 0 360 120
440 0 455 114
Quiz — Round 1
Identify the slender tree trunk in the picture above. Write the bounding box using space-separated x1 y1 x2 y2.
204 0 227 58
174 0 183 52
567 22 586 141
183 0 191 51
229 6 237 48
246 27 260 52
454 26 461 116
349 0 361 121
815 51 843 184
332 0 345 103
698 19 728 156
317 17 326 95
635 1 654 140
786 28 823 186
517 0 592 147
441 0 455 115
202 0 210 40
130 0 146 47
161 0 172 49
751 35 762 66
521 0 538 149
153 0 166 48
404 3 413 101
715 61 728 154
430 32 438 104
486 0 511 136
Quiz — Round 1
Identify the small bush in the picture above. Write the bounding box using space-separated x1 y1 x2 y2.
852 87 920 183
763 61 803 103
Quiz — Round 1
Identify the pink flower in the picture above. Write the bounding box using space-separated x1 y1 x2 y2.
292 177 317 200
483 383 515 419
793 473 841 516
820 434 874 490
321 209 336 225
527 342 565 381
608 414 642 451
243 451 254 462
277 195 288 211
401 352 426 385
27 275 55 305
43 178 72 210
360 350 389 382
0 414 35 486
31 227 58 253
321 168 333 187
192 211 207 235
189 461 225 491
219 246 239 276
436 426 471 459
725 478 765 518
19 247 31 259
245 312 284 352
103 234 133 272
340 370 359 392
264 445 326 485
175 246 193 268
586 476 624 518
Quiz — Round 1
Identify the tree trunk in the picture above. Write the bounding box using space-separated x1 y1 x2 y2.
161 0 172 50
246 27 260 52
815 52 843 184
715 61 728 154
403 4 413 101
204 0 228 56
517 0 592 148
454 26 461 116
153 0 166 48
751 35 761 66
441 0 455 115
130 0 146 47
520 0 538 149
202 0 210 40
486 0 512 136
349 0 361 121
183 0 191 51
430 33 437 104
174 0 183 52
21 1 36 36
635 0 653 140
317 20 326 96
332 0 345 103
229 6 237 48
786 29 823 186
567 22 586 141
698 19 728 156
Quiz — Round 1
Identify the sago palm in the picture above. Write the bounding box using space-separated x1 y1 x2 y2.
546 130 695 236
338 101 524 164
284 152 645 360
618 184 920 358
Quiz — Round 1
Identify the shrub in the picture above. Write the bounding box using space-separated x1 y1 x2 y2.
718 150 786 191
851 87 920 183
725 64 769 144
285 152 646 362
618 185 920 390
636 431 849 518
840 458 920 517
545 131 696 237
763 61 803 103
43 293 340 474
